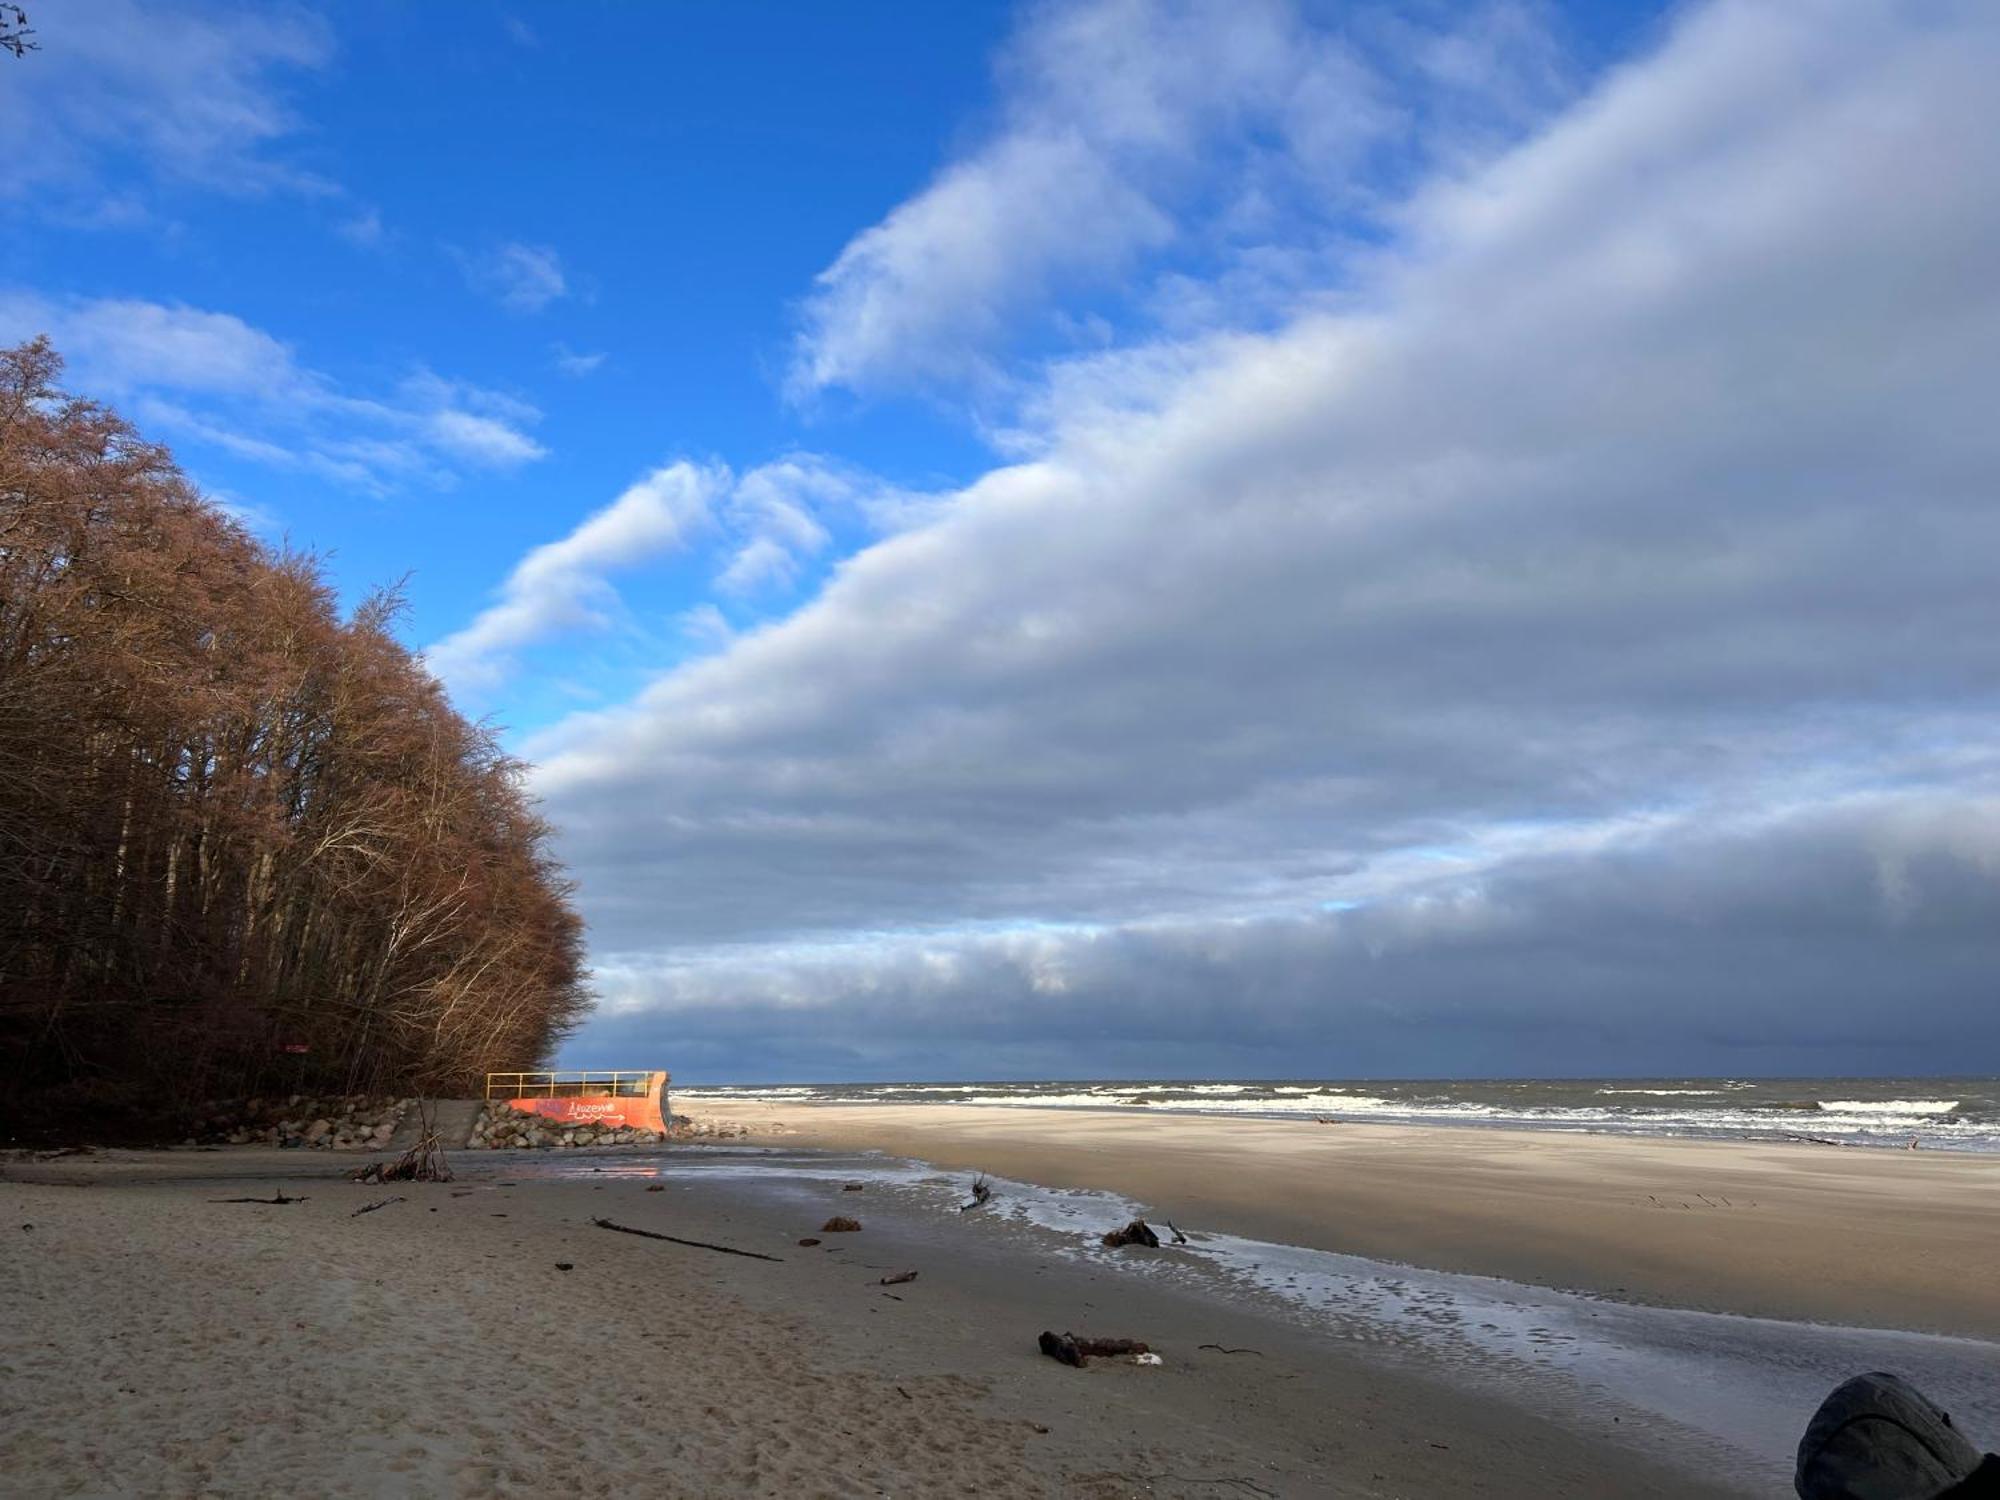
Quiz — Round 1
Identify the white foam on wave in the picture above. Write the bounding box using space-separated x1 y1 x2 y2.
960 1090 1141 1108
1817 1099 1960 1115
934 1091 1508 1118
1190 1094 1499 1116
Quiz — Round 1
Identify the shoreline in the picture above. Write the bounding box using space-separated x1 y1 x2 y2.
695 1100 2000 1339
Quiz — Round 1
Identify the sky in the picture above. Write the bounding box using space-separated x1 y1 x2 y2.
6 0 1999 1083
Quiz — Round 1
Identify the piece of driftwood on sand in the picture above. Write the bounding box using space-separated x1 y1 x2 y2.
1102 1219 1160 1248
590 1217 784 1262
1038 1331 1153 1367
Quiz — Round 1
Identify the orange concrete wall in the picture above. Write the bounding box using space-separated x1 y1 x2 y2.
503 1072 667 1133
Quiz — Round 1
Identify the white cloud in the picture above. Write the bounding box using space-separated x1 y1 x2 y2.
425 409 548 468
130 397 298 467
711 456 865 599
425 463 726 692
528 0 2000 1072
428 452 915 692
553 345 607 378
677 603 736 650
0 292 549 492
788 0 1569 400
336 208 388 249
714 535 799 597
23 296 300 395
794 131 1173 397
464 242 569 314
0 0 332 205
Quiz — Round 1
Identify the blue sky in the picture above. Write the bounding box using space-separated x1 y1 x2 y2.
2 0 1662 732
8 0 2000 1081
4 4 1033 729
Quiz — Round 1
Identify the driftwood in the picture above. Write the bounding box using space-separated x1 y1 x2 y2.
1116 1471 1272 1497
880 1270 919 1286
841 1182 865 1192
821 1215 862 1233
1783 1132 1859 1148
210 1191 307 1204
1198 1343 1264 1356
1039 1332 1086 1367
351 1196 404 1217
1101 1219 1160 1248
1039 1331 1152 1367
1165 1221 1190 1245
590 1217 783 1262
960 1174 993 1212
349 1100 453 1183
797 1236 822 1247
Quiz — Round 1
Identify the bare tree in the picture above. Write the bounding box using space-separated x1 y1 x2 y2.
0 341 590 1131
2 6 35 60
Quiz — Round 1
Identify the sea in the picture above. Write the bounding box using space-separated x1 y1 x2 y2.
675 1075 2000 1151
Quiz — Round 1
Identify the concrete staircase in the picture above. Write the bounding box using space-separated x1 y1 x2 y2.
385 1097 483 1152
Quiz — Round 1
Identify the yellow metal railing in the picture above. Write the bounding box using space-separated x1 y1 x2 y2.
484 1070 666 1102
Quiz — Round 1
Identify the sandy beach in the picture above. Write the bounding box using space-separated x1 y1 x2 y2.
5 1108 1996 1498
699 1101 2000 1338
4 1135 1748 1500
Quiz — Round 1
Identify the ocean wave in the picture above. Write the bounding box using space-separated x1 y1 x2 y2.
1817 1099 1961 1116
670 1079 1997 1149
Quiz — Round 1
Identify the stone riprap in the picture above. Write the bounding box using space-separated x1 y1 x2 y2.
467 1102 760 1149
190 1095 412 1151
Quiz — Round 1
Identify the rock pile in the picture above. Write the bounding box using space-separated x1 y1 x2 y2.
469 1103 667 1150
193 1095 412 1150
467 1104 762 1149
676 1117 762 1141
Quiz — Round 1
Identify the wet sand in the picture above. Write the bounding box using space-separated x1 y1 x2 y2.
3 1143 1735 1499
696 1100 2000 1339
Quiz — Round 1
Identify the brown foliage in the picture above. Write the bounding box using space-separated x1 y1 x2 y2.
0 339 590 1128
